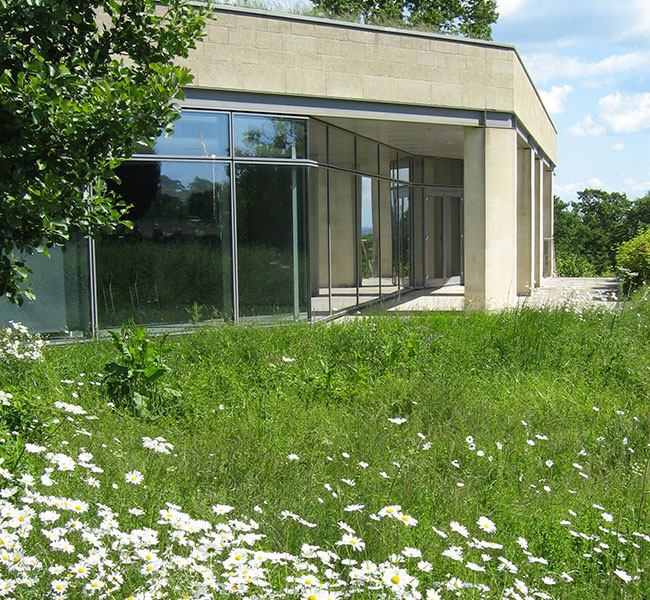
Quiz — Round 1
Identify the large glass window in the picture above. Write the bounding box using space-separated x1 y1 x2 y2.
0 241 90 336
359 177 381 305
97 161 232 328
309 119 328 164
137 111 230 157
380 144 396 178
328 127 356 170
378 179 396 298
234 115 307 158
235 164 308 320
433 158 463 185
328 170 357 312
356 137 378 175
309 167 330 319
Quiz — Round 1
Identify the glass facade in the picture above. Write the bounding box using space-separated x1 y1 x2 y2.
137 111 230 157
234 115 307 159
99 161 232 328
2 109 464 336
0 241 90 337
235 164 308 320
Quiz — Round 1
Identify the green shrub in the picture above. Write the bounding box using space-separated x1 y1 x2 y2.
616 227 650 294
103 321 181 418
555 252 598 277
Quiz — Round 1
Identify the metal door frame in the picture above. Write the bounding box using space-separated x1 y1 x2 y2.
423 186 464 287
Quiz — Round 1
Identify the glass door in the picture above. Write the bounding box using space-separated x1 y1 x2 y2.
424 189 463 287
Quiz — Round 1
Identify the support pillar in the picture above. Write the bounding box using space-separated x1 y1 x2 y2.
517 146 535 295
534 157 544 286
464 126 517 309
543 166 554 277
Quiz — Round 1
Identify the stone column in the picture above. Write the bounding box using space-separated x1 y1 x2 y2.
464 126 517 309
534 157 544 286
543 166 554 277
517 146 535 295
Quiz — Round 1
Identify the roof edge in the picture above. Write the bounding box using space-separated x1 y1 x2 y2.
189 2 556 134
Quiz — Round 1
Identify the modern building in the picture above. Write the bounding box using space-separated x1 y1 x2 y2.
0 5 556 336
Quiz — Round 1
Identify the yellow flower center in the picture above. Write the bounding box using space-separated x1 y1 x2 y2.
309 595 317 600
391 575 400 584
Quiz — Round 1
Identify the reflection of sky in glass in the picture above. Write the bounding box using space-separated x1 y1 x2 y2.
361 177 373 233
159 161 229 190
151 112 230 157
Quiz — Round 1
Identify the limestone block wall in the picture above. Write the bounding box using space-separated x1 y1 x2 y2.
514 59 557 163
182 7 555 164
186 8 515 111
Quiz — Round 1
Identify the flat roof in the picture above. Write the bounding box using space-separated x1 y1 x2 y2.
194 3 555 134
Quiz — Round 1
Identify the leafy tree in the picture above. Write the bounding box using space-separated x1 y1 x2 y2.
554 189 638 276
0 0 211 304
572 189 632 274
311 0 498 39
554 195 595 276
626 190 650 235
617 227 650 294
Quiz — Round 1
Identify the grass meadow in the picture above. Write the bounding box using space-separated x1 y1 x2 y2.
1 287 650 599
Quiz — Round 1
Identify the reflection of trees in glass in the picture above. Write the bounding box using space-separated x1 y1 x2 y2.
361 233 377 279
109 162 160 221
236 165 293 250
235 164 308 317
112 164 228 227
97 162 233 327
390 188 410 281
235 117 305 158
400 203 410 280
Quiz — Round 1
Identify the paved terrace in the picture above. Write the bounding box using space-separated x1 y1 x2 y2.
357 277 620 313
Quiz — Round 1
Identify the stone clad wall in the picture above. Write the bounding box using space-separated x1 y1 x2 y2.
513 58 557 162
185 9 514 110
182 7 555 163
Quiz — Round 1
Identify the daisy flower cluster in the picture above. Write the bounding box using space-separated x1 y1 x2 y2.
0 322 43 362
0 394 646 600
1 317 649 599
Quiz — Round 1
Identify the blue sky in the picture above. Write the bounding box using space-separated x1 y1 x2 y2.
492 0 650 203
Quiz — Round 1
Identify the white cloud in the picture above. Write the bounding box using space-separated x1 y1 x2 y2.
567 115 605 136
557 176 650 201
539 84 572 114
598 92 650 133
555 177 611 199
523 51 649 84
622 176 650 195
611 143 624 151
622 0 650 41
496 0 528 17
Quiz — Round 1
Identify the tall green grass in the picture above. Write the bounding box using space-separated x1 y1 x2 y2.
1 287 649 598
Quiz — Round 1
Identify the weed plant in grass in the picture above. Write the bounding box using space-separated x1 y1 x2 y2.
1 287 650 599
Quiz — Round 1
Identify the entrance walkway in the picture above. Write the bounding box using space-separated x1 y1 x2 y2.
359 277 620 313
521 277 619 307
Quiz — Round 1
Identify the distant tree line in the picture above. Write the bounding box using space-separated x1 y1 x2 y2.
554 189 650 277
311 0 499 39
